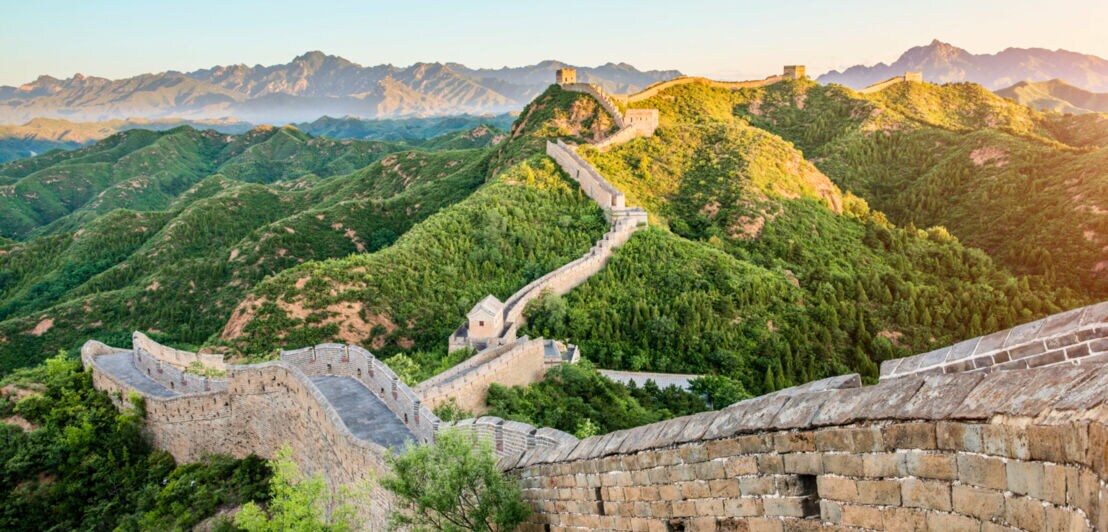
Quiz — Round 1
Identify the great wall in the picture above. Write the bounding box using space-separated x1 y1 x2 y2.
80 67 1108 530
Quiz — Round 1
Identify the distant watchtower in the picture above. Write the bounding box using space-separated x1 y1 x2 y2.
904 71 923 82
783 65 807 79
556 68 577 85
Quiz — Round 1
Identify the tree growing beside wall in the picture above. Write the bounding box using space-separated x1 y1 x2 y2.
381 429 530 531
235 445 362 532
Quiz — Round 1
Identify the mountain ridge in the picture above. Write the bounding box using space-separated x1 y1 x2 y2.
819 39 1108 92
0 53 682 125
995 78 1108 113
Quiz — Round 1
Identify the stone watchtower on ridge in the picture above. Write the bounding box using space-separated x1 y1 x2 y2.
556 68 577 85
783 65 807 79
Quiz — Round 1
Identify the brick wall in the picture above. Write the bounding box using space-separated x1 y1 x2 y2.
880 302 1107 380
417 338 548 414
503 359 1108 530
132 331 225 372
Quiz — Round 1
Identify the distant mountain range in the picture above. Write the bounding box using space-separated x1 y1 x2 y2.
995 79 1108 114
0 114 516 163
0 52 681 124
818 40 1108 92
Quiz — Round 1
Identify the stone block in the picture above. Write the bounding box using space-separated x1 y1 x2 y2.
724 497 764 517
926 512 981 532
816 475 858 501
881 507 927 532
1004 494 1046 531
782 453 822 475
772 431 815 453
762 496 810 518
952 485 1005 521
953 369 1035 419
1002 364 1097 416
957 453 1007 490
1005 318 1046 348
679 480 710 499
900 478 951 511
855 479 900 505
693 497 723 515
740 475 776 496
1052 370 1108 411
1043 504 1077 532
756 453 784 474
840 503 883 529
897 373 984 420
706 437 742 459
883 422 936 449
819 499 842 523
723 455 758 477
981 423 1030 460
903 451 956 480
814 429 852 451
1028 422 1088 463
702 396 789 440
770 395 825 429
937 421 983 452
812 380 924 425
708 478 739 498
861 452 906 477
821 453 864 477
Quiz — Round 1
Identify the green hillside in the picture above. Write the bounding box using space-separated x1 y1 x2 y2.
502 82 1081 402
710 79 1107 298
996 79 1108 114
0 135 490 372
0 125 404 239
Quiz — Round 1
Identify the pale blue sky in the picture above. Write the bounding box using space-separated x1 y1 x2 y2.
2 0 1105 86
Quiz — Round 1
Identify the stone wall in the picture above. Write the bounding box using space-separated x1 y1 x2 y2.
493 302 1108 530
132 331 225 371
82 342 397 529
546 139 627 209
858 72 925 95
880 301 1107 380
503 361 1108 530
444 416 578 457
561 83 627 129
132 345 228 394
415 338 548 414
611 74 790 106
279 343 440 442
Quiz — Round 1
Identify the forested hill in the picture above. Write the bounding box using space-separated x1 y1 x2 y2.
0 125 496 373
219 82 1085 415
718 78 1107 299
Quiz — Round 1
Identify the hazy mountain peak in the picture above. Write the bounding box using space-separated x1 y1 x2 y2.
819 40 1108 91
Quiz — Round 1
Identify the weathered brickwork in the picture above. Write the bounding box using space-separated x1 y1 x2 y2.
503 358 1108 531
857 71 926 94
417 338 549 414
133 331 225 371
881 301 1108 380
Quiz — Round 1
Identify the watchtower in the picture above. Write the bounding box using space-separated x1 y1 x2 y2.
904 71 923 82
556 68 577 85
783 65 807 79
